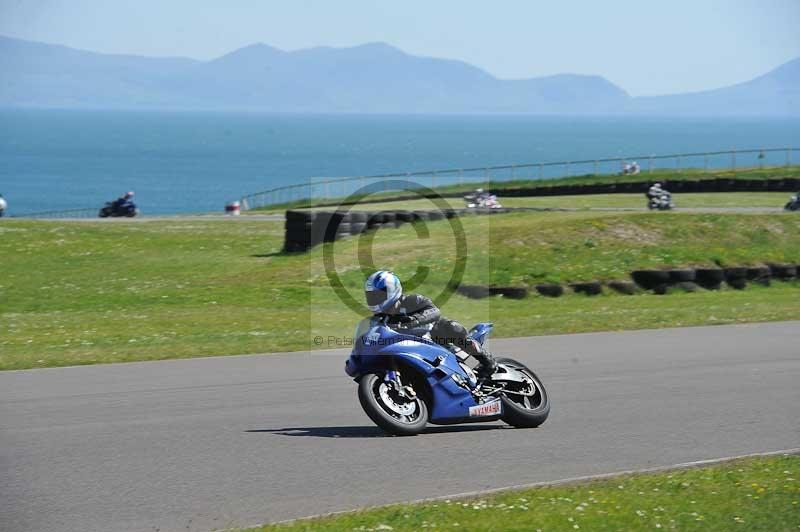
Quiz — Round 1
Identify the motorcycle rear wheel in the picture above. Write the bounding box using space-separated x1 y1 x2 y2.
496 358 550 428
358 373 428 436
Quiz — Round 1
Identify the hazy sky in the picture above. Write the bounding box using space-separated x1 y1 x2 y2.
1 0 799 96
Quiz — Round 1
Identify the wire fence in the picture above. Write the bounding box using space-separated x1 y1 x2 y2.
239 147 799 210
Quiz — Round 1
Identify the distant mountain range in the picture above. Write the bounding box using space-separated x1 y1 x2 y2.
1 35 797 115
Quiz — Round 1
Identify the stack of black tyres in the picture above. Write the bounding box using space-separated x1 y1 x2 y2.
535 283 564 297
283 210 318 253
668 268 698 292
607 280 637 294
694 268 725 290
571 281 603 296
723 267 748 289
366 211 383 231
489 286 529 299
349 211 368 235
746 266 771 286
457 285 491 299
630 270 671 294
331 211 350 240
386 211 401 229
396 211 416 225
768 263 797 281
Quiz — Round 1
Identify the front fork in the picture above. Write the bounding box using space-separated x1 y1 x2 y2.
385 370 417 399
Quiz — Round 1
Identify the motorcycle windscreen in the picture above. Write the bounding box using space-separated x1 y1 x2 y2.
353 317 380 342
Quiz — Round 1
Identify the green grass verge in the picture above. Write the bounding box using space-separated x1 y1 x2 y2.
1 211 799 370
252 454 800 531
247 165 800 213
288 192 792 212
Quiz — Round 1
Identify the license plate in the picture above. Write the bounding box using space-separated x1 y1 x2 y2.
469 399 502 417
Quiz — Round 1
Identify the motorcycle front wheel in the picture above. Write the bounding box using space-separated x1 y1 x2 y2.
358 373 429 436
496 358 550 428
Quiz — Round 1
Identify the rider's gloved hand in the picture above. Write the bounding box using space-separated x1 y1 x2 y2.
394 316 419 329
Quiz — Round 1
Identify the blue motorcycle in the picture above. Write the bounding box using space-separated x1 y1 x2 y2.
345 317 549 435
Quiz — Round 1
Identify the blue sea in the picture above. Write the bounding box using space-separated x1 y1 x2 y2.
1 109 798 215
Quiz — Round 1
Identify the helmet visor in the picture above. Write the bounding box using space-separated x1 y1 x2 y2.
365 288 388 308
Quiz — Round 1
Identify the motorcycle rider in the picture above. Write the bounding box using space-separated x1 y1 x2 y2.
647 182 663 200
364 270 498 377
112 191 135 207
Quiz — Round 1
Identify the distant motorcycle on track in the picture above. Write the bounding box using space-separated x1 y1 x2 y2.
647 190 674 211
99 201 139 218
785 194 799 211
345 317 549 435
463 189 503 209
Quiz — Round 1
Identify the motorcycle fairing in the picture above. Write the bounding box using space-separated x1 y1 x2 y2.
468 322 493 345
346 323 500 423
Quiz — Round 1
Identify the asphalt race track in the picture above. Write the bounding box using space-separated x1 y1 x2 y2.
1 322 798 532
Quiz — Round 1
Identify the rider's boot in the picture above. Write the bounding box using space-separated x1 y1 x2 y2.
465 339 498 378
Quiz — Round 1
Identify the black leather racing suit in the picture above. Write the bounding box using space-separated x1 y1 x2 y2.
377 293 496 373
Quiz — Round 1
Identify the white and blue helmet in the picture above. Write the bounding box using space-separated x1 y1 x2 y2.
365 270 402 313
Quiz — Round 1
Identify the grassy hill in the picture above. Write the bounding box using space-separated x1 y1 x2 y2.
1 209 798 370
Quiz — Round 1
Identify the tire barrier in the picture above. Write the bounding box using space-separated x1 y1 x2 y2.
490 177 799 199
535 283 564 298
768 263 797 281
488 286 529 299
451 263 795 301
631 270 671 291
675 281 700 292
746 266 772 286
668 269 696 283
282 207 519 253
607 280 637 295
694 268 725 290
728 278 748 290
571 281 603 296
456 285 492 299
723 267 747 289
